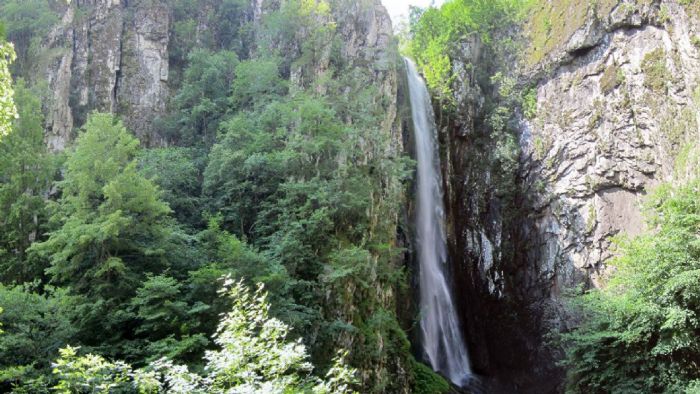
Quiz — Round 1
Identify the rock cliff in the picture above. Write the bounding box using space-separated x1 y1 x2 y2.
523 0 699 297
44 0 170 150
28 0 700 391
432 0 700 391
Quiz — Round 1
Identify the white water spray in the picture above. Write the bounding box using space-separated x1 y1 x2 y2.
405 58 472 386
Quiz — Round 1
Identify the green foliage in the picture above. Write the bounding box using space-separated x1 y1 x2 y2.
130 275 209 361
51 346 148 394
199 7 414 384
1 1 416 392
524 0 619 65
0 80 57 282
204 279 357 393
28 281 358 394
522 87 538 119
691 35 700 49
258 0 336 87
558 174 700 393
0 284 78 387
28 113 185 362
406 0 530 100
599 64 622 94
675 141 700 181
660 107 696 148
0 0 59 77
138 147 204 227
167 0 250 85
159 49 239 146
487 72 524 196
230 58 288 109
33 113 172 299
411 358 451 394
642 48 670 94
0 39 16 138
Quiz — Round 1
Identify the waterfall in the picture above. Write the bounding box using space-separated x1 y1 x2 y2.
405 58 472 386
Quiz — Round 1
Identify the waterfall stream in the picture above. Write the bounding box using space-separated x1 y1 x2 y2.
405 58 472 386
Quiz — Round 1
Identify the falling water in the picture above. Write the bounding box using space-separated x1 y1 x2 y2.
405 58 472 386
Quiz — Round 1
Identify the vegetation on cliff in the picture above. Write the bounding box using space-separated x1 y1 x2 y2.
557 157 700 393
403 1 700 392
405 0 530 101
0 1 415 392
6 0 700 392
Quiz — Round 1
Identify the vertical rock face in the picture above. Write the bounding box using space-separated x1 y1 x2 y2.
520 0 700 325
435 0 700 390
314 2 413 391
45 5 75 151
332 0 402 161
43 0 169 150
436 36 563 391
71 0 124 120
118 1 170 145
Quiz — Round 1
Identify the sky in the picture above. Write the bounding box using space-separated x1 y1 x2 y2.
381 0 445 24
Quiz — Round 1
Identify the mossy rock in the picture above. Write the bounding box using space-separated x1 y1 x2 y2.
642 48 670 94
411 358 451 394
599 63 622 94
524 0 620 66
680 0 700 18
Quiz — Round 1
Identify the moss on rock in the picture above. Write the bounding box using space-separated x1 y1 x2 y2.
642 48 670 94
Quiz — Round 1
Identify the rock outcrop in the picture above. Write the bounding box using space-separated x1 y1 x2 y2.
432 0 700 391
43 0 170 150
523 0 700 295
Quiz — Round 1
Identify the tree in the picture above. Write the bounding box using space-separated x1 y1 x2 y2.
186 217 294 338
0 37 17 138
0 80 56 282
158 49 239 146
33 113 172 299
30 113 176 358
41 281 358 394
130 275 209 365
138 147 204 228
0 284 78 389
230 58 287 109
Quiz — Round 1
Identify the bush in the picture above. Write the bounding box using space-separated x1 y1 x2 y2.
412 358 450 394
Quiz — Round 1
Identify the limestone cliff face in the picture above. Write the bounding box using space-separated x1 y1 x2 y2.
435 36 564 391
44 0 169 150
40 0 400 151
522 0 700 297
434 0 700 391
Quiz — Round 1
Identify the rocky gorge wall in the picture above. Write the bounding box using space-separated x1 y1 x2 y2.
523 0 699 299
43 0 170 150
29 0 415 392
432 0 700 391
27 0 700 391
